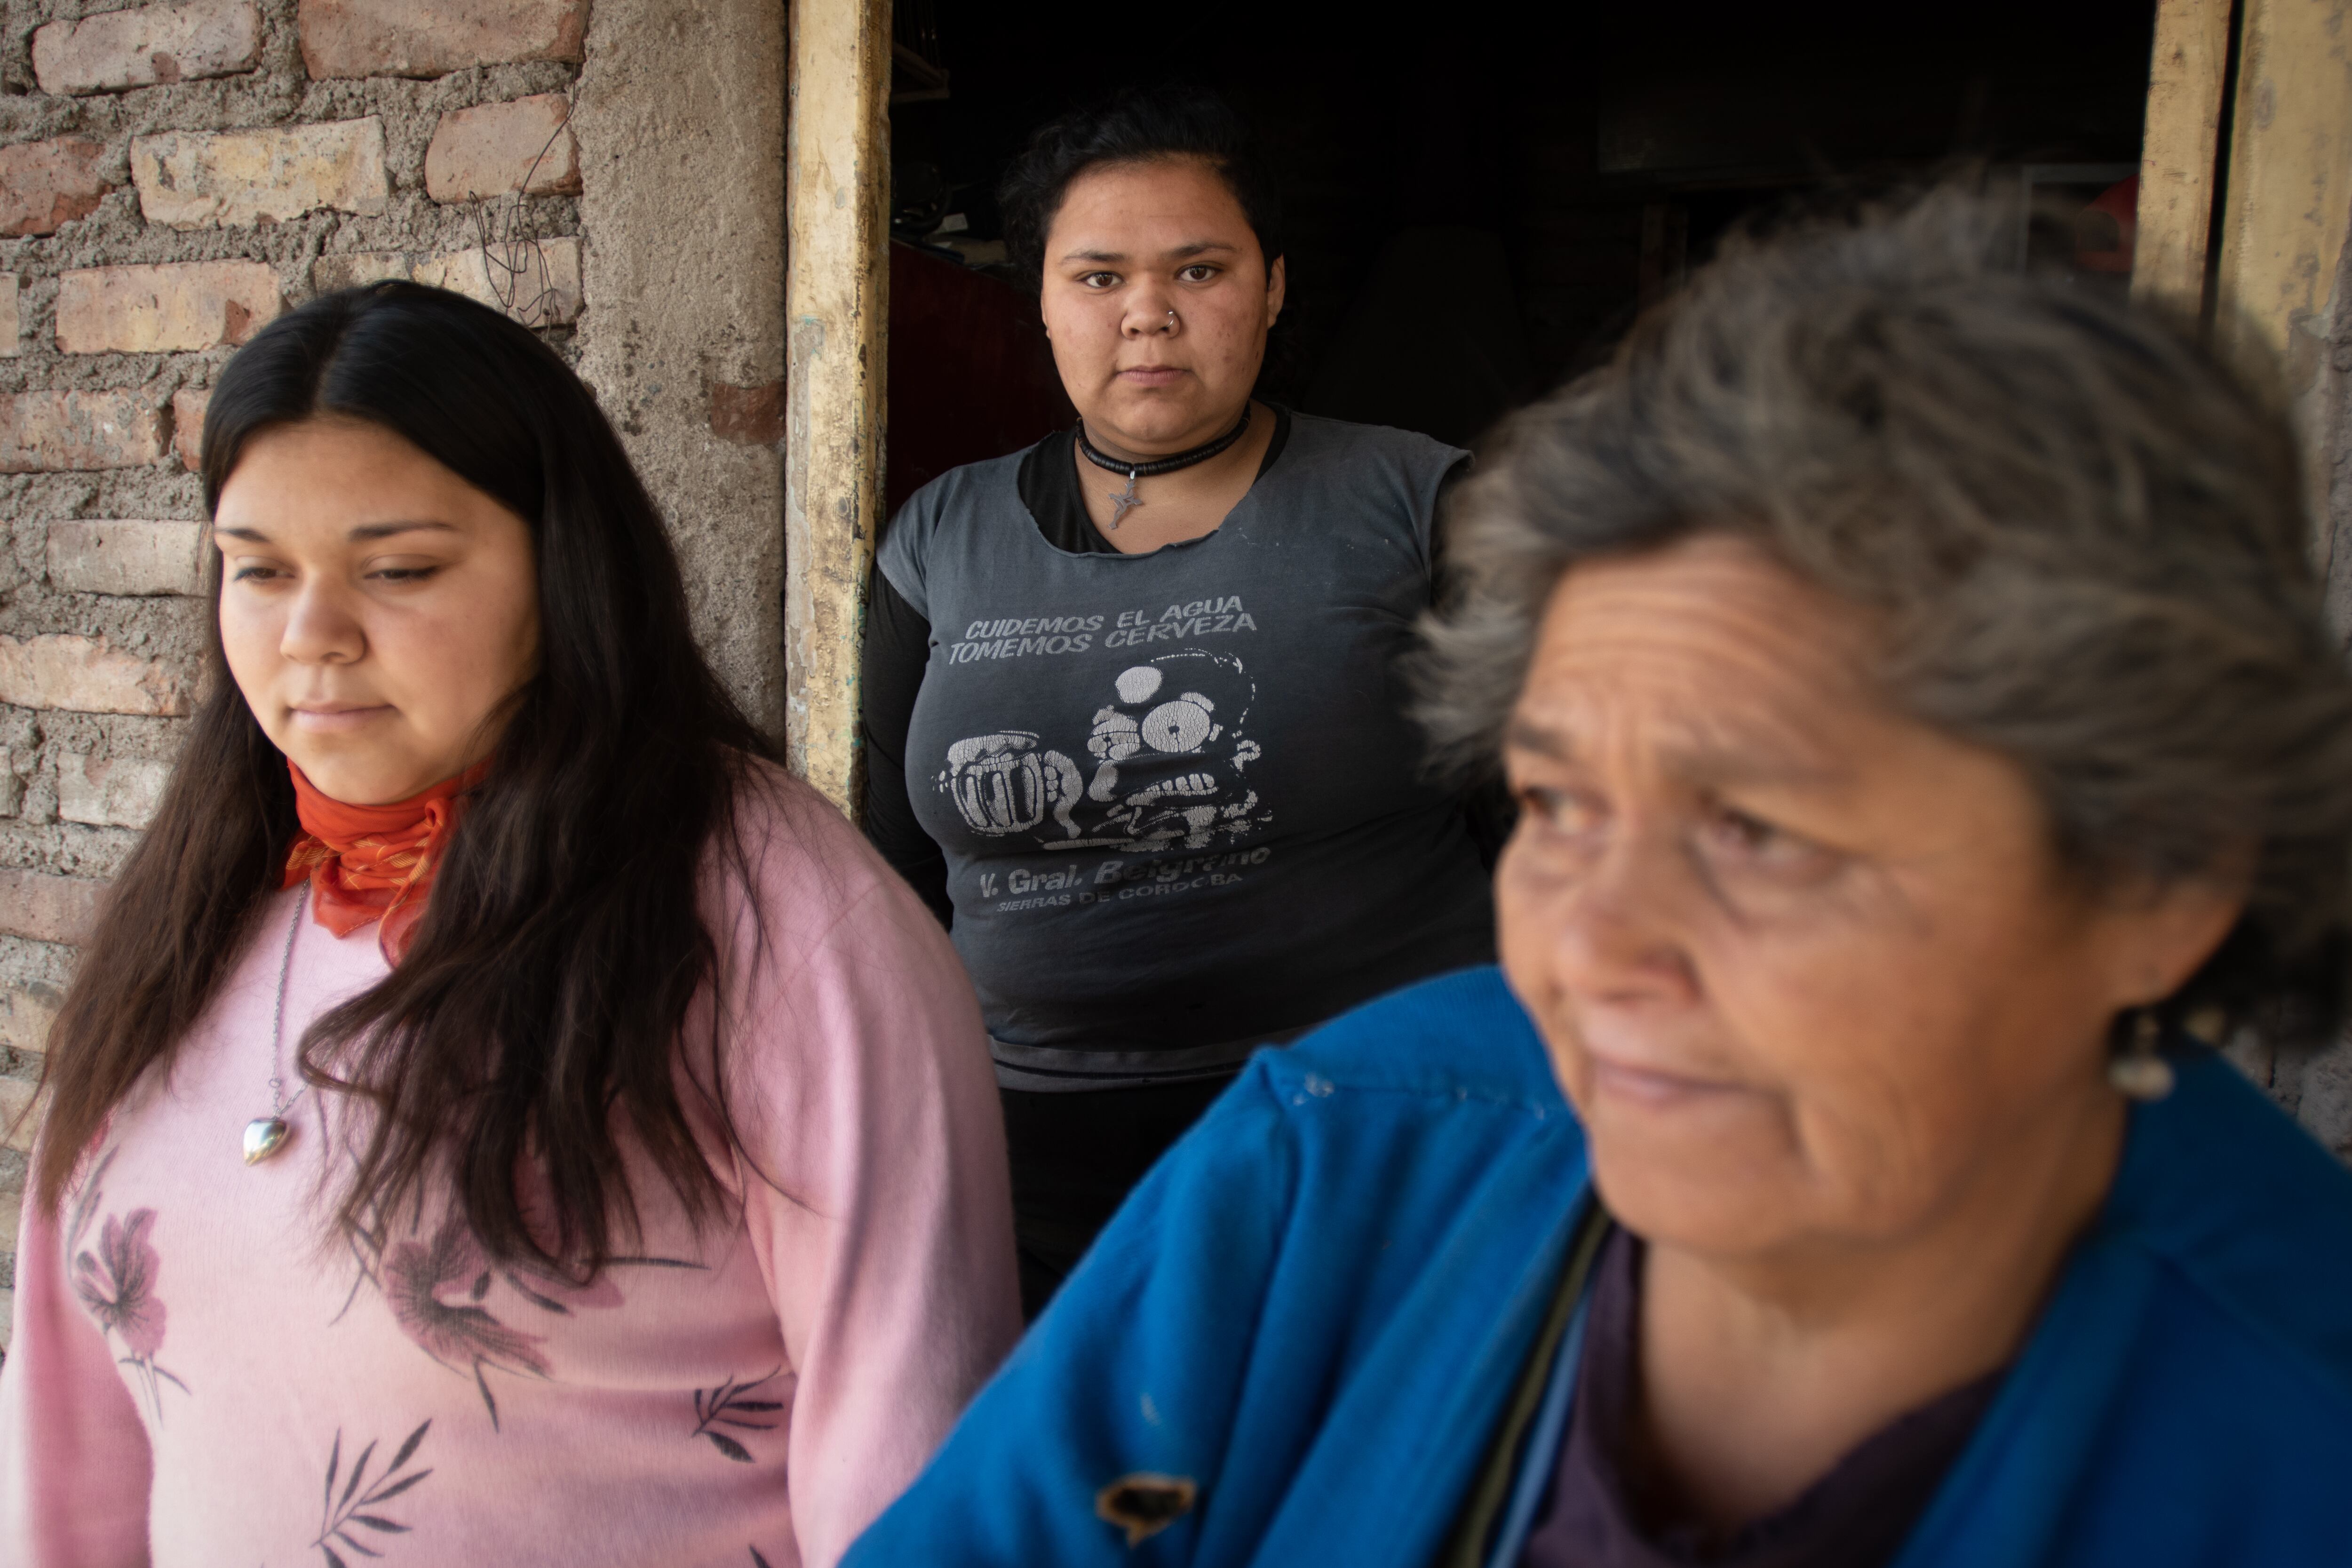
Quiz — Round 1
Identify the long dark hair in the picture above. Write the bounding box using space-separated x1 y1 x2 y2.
34 282 777 1274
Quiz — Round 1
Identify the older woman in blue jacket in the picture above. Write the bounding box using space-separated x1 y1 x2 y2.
846 191 2352 1568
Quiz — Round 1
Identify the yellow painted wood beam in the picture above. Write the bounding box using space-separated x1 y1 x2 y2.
2215 0 2352 381
2134 0 2235 318
2214 0 2352 529
784 0 891 816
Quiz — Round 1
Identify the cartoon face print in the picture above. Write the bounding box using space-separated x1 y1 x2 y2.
1086 656 1259 801
1091 654 1265 850
939 651 1272 852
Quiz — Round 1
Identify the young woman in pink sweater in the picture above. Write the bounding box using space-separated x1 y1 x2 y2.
0 282 1020 1568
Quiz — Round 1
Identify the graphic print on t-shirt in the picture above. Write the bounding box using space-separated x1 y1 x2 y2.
937 649 1272 853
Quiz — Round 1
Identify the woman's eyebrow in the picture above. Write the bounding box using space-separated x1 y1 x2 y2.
1666 745 1848 792
1503 715 1573 760
1058 240 1240 265
1503 714 1845 788
348 520 461 541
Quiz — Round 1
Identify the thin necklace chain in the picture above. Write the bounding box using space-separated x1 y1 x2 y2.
266 890 307 1119
1075 402 1253 479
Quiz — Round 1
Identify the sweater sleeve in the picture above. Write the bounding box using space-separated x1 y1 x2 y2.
858 571 952 926
0 1174 158 1567
842 1067 1301 1567
717 779 1021 1568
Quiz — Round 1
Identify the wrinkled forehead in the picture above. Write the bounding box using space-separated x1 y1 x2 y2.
1506 537 1887 782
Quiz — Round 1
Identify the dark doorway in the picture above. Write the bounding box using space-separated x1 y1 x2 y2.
884 0 2157 497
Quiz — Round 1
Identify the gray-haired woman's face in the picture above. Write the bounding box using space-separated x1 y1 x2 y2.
1495 535 2241 1262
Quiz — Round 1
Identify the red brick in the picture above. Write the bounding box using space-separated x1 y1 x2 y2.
413 235 581 325
0 137 112 239
0 391 167 472
32 0 262 96
311 251 411 294
300 0 588 80
46 520 208 596
131 119 388 230
424 94 579 201
172 387 210 472
0 1074 46 1154
56 261 282 354
0 984 59 1056
0 634 191 716
710 381 786 446
0 868 107 945
57 751 174 829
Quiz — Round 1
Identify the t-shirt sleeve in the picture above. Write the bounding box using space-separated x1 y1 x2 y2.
714 787 1020 1568
0 1171 158 1567
874 493 934 624
858 572 951 926
842 1068 1301 1567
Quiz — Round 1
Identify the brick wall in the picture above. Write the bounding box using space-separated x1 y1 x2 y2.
0 0 606 1347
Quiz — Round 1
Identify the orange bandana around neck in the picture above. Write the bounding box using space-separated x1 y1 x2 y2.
281 760 487 963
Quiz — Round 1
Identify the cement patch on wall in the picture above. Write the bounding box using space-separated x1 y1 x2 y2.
573 0 787 735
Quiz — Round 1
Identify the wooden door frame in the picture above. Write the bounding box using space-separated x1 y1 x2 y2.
2140 0 2352 528
2135 0 2235 319
784 0 891 816
779 0 2352 815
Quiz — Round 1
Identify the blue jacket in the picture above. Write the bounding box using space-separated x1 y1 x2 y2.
848 967 2352 1568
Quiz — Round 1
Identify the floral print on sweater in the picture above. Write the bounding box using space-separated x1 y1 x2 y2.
64 1149 187 1421
0 765 1022 1568
342 1200 710 1431
358 1213 554 1429
313 1419 434 1568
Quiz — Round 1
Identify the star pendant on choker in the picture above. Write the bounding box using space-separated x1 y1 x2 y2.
1077 403 1254 531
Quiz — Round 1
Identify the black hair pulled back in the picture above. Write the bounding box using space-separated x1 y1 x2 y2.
998 84 1286 288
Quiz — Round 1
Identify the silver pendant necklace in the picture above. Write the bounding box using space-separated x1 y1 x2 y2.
1075 403 1254 530
242 892 310 1165
1107 468 1144 529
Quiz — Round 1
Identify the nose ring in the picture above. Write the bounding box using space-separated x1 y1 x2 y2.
1166 309 1177 327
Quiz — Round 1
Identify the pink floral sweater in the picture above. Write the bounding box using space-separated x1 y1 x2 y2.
0 770 1022 1568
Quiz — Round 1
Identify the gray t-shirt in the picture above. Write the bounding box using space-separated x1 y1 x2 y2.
877 413 1495 1087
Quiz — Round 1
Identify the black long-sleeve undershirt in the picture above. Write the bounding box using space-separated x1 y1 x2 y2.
859 570 954 923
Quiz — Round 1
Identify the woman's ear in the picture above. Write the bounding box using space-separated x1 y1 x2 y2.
2105 872 2249 1010
1266 255 1287 323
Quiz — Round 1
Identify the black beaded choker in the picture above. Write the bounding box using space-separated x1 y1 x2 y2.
1076 404 1253 529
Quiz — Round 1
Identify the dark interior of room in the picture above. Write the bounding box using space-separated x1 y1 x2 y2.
882 0 2159 513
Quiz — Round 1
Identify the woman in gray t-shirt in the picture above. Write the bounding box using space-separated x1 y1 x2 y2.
862 87 1495 1314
